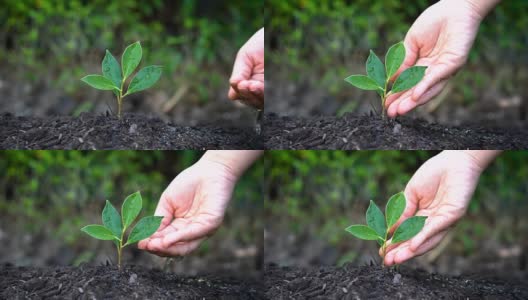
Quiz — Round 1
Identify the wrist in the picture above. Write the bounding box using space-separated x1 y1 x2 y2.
462 0 500 20
442 150 501 173
200 150 262 179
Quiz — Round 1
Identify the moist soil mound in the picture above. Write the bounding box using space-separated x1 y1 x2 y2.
0 263 263 299
263 113 528 149
0 113 261 150
265 263 528 299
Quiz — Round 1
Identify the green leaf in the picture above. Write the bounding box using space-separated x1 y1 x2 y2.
345 225 380 241
392 216 427 243
121 41 142 79
102 50 122 88
386 192 406 228
385 42 405 79
125 216 163 245
81 75 117 91
366 50 386 88
122 191 142 229
102 200 122 238
344 75 382 91
366 200 386 238
125 65 162 96
81 225 117 241
391 66 427 93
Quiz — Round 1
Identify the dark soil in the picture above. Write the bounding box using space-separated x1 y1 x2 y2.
265 263 528 300
0 263 263 299
0 113 261 150
263 113 528 149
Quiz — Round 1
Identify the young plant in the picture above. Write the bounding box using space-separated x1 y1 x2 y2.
81 191 163 269
344 41 426 118
345 192 427 265
81 41 162 119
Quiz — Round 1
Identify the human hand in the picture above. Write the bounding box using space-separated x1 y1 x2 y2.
137 158 237 257
382 150 499 266
228 28 264 110
385 0 497 117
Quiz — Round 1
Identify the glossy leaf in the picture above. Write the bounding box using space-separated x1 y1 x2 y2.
385 42 405 79
125 65 162 96
344 75 382 91
345 225 380 241
122 191 142 229
125 216 163 245
386 192 406 228
81 225 116 241
81 75 117 90
121 41 142 79
391 66 427 93
102 50 122 88
392 216 427 243
366 200 386 237
366 50 386 88
102 200 122 238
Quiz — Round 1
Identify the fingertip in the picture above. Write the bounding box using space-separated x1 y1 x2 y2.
387 103 399 118
228 87 238 100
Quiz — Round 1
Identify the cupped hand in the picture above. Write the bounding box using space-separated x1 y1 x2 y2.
385 0 484 117
381 151 486 266
138 159 237 257
228 28 264 110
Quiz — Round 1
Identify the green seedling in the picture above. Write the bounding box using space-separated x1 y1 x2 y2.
81 191 163 269
81 41 162 119
345 192 427 265
344 41 427 119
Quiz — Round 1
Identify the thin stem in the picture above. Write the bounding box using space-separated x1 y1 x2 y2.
117 242 122 270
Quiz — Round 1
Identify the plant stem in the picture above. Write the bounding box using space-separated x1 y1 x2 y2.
117 94 122 119
117 242 122 270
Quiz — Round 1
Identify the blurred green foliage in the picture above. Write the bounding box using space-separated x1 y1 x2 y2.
0 150 263 250
265 151 528 260
1 0 262 100
265 0 528 107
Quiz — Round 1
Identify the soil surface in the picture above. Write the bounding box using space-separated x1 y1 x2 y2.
265 263 528 300
0 113 261 150
0 263 263 299
263 113 528 149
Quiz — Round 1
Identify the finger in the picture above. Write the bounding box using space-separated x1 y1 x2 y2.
248 81 264 98
409 215 453 252
411 64 453 102
384 90 407 109
156 238 205 257
397 79 448 116
230 52 252 85
162 218 219 248
389 230 448 265
228 86 239 101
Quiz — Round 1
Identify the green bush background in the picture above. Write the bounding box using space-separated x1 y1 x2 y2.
265 0 528 115
1 0 262 108
0 150 263 269
265 151 528 265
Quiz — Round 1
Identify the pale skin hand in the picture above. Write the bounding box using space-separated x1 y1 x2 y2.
138 150 262 257
228 28 264 110
382 150 501 266
385 0 501 118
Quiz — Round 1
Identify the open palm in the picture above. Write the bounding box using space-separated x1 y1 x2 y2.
138 160 236 257
385 0 483 117
382 151 484 266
